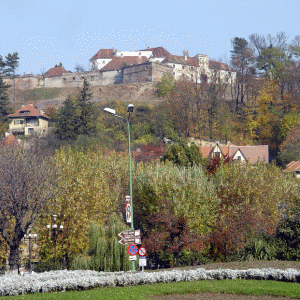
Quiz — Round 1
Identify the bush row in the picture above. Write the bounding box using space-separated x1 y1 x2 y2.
1 267 300 296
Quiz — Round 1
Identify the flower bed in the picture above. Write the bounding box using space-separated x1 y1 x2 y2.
0 268 300 296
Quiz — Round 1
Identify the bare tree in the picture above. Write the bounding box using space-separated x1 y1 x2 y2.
0 140 59 273
74 63 86 73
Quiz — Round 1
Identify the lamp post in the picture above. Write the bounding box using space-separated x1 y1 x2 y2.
103 104 135 271
47 214 63 265
24 226 37 272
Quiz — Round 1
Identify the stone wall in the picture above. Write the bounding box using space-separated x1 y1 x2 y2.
4 62 173 91
123 62 172 84
4 75 42 90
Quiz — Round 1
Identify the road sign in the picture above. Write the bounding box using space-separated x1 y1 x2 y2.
129 255 137 261
128 244 138 256
118 230 141 245
138 246 147 256
139 256 147 266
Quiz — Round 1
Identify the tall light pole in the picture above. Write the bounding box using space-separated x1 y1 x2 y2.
47 214 63 266
24 226 37 272
103 104 135 271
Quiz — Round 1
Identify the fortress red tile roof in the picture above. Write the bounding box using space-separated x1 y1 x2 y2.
140 47 171 58
44 67 70 78
209 61 233 71
101 56 148 72
8 104 50 119
90 49 116 60
162 55 199 67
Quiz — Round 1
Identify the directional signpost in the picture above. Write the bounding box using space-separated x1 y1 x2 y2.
118 229 141 245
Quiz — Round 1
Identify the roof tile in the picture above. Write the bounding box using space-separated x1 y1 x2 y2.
90 49 116 60
8 104 50 119
44 67 70 78
101 56 148 72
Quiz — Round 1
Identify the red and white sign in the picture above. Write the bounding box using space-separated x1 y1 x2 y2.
138 246 147 256
128 244 138 256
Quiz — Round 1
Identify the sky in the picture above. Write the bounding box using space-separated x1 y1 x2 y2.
0 0 299 75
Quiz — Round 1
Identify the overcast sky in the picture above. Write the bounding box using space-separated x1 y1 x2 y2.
1 0 299 74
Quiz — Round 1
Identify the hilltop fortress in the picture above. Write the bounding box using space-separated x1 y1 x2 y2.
3 47 236 91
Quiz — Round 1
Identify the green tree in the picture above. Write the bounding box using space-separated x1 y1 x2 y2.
0 56 5 75
55 96 78 140
278 126 300 166
0 76 11 122
210 162 299 260
54 79 96 141
76 78 96 136
161 140 203 167
4 52 19 77
54 62 63 68
38 147 128 269
157 73 175 98
230 37 255 110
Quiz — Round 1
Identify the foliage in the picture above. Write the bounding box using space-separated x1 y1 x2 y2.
209 162 300 260
55 79 96 140
0 141 58 272
133 143 165 164
134 162 219 236
0 76 11 122
156 73 175 98
2 52 19 77
54 96 79 140
38 147 129 268
161 140 203 167
71 215 131 272
143 211 203 268
278 126 300 166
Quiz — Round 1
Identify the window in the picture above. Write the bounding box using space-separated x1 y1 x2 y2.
14 120 24 125
73 77 76 80
182 66 185 69
20 110 30 114
63 78 66 81
173 64 175 68
28 128 34 134
237 156 241 160
27 119 38 125
215 152 220 158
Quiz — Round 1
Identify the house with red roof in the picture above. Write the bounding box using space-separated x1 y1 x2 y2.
7 104 50 136
200 144 269 164
284 161 300 178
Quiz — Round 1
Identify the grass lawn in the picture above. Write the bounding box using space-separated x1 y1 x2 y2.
1 279 300 300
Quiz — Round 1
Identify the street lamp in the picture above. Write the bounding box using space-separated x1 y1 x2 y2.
103 104 135 271
24 226 37 272
47 214 63 266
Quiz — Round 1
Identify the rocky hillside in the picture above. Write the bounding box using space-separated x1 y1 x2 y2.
8 82 162 110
